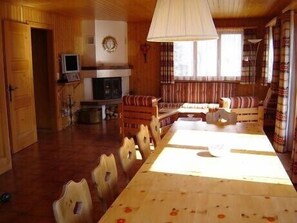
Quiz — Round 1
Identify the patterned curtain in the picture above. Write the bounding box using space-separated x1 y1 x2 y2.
263 22 281 129
271 23 281 96
260 27 269 85
241 28 257 84
293 120 297 183
273 12 291 152
160 43 174 84
291 12 297 183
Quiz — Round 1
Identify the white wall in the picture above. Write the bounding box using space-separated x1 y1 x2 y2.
95 20 128 65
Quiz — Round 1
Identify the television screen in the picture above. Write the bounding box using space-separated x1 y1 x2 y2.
61 54 80 74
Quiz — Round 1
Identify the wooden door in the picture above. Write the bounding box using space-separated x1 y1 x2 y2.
4 21 37 153
0 95 12 174
0 22 12 174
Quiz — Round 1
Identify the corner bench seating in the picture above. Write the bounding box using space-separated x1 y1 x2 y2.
119 95 264 140
158 102 219 128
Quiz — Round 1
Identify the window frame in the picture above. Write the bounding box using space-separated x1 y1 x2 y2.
174 28 244 82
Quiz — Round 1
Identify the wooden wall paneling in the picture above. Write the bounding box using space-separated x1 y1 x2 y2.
3 0 293 22
51 15 83 129
0 2 23 21
128 22 160 97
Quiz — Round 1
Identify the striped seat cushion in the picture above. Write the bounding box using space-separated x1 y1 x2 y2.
158 102 220 109
161 82 237 103
220 96 259 109
123 95 158 107
158 102 184 109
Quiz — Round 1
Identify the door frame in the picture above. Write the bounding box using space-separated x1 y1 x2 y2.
28 22 58 131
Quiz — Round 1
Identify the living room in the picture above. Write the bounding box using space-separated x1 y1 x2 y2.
0 0 297 221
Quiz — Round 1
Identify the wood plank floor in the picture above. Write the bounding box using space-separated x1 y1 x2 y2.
0 120 295 223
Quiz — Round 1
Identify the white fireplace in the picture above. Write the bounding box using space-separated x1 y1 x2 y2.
80 20 130 100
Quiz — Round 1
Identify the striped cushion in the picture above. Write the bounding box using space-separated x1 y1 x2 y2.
158 102 184 109
181 103 209 109
159 102 220 109
159 117 172 127
161 82 236 103
123 95 157 107
220 96 259 108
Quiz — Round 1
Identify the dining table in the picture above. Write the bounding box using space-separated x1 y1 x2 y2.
99 120 297 223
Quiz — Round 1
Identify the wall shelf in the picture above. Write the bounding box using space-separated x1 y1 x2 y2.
57 81 80 92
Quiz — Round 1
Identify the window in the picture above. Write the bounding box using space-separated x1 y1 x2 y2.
174 29 243 81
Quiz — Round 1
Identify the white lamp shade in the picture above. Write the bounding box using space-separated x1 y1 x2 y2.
248 39 262 44
147 0 218 42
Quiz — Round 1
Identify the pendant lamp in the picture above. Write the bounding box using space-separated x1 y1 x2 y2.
147 0 218 42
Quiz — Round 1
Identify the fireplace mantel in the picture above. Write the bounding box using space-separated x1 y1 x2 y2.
82 65 132 70
80 65 132 78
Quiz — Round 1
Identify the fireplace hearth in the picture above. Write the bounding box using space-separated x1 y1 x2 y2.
92 77 122 100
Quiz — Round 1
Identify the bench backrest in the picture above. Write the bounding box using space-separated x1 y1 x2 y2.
220 96 264 126
119 95 158 139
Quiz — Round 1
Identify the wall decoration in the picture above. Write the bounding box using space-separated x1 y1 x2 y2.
102 36 117 53
140 42 151 63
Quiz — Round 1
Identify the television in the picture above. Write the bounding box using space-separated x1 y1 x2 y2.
61 54 80 74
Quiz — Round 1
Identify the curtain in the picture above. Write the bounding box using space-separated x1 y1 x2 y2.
293 119 297 183
160 43 174 84
273 12 292 152
261 27 270 85
271 23 281 96
290 11 297 184
241 29 257 84
263 23 281 129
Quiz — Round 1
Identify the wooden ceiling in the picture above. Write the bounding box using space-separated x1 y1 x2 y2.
4 0 297 22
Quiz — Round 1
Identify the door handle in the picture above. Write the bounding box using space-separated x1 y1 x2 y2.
8 84 18 102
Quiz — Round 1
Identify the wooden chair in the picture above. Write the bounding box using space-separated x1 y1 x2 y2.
206 109 237 125
219 96 264 126
231 107 264 125
118 137 137 182
149 115 162 148
53 178 93 223
136 124 151 161
91 153 118 212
